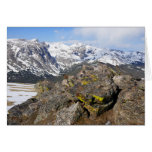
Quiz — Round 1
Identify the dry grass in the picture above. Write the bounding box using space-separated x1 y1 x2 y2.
7 101 14 106
11 86 34 89
7 84 16 87
8 82 35 85
9 89 36 92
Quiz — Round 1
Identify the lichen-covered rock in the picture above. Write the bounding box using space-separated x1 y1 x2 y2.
54 102 84 125
7 62 145 125
66 64 119 118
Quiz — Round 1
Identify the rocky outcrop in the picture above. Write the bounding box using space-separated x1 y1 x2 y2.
111 80 145 125
7 63 145 125
7 98 40 125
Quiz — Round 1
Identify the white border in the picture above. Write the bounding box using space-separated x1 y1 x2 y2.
0 0 152 152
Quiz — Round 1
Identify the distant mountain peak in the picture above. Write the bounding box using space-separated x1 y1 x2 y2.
31 38 39 43
7 39 145 81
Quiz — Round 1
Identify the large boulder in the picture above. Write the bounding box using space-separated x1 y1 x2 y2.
63 64 119 118
113 75 135 89
7 98 39 125
93 80 145 125
111 81 145 125
33 93 72 125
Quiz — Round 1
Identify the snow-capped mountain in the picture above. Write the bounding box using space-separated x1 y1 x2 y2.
7 39 145 79
7 39 60 76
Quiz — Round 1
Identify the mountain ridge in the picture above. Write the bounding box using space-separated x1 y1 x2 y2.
7 39 145 82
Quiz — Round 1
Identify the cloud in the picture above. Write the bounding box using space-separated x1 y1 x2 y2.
60 36 65 39
54 30 59 33
73 27 145 50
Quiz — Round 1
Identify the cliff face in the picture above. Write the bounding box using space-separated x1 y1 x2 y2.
7 63 144 125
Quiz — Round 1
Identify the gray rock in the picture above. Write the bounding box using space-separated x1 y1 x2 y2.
54 102 83 125
113 75 134 89
112 86 145 125
7 98 39 125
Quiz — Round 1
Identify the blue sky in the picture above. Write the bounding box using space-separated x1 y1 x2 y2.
7 27 145 51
